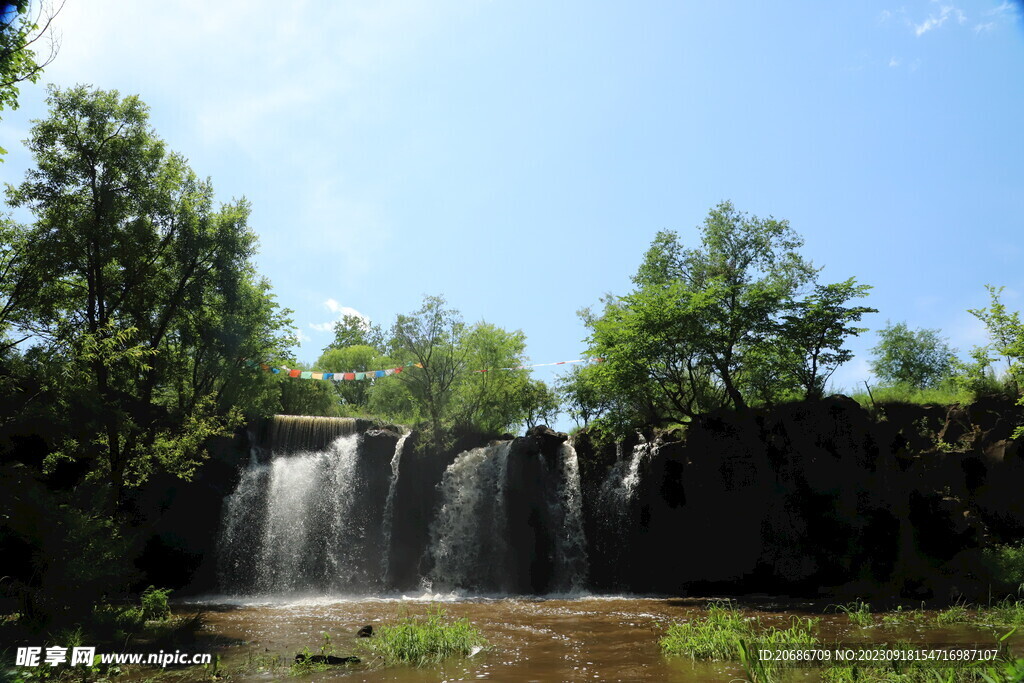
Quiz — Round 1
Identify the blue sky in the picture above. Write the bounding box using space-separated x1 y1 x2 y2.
2 1 1022 427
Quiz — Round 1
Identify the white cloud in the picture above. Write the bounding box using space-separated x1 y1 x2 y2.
974 21 997 32
914 7 951 35
889 57 901 67
309 301 369 333
985 1 1016 16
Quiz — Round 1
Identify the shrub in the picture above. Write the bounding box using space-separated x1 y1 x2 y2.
365 607 485 667
140 586 172 621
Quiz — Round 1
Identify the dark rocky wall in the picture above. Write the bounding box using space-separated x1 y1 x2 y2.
575 396 1024 601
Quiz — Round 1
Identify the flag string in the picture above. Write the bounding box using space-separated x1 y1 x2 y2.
244 357 601 382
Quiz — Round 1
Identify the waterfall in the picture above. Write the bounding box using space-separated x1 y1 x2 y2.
219 418 596 596
218 416 398 596
425 440 589 594
379 432 409 583
426 442 513 592
552 442 589 592
249 415 359 459
593 440 655 587
600 441 653 505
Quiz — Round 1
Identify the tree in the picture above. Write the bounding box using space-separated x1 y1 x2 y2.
1 0 63 157
4 85 293 507
448 322 532 434
518 379 560 430
583 202 821 430
557 363 609 428
580 202 875 433
776 278 876 399
869 322 956 389
968 285 1024 395
316 344 391 411
326 313 384 351
374 296 548 439
387 296 467 444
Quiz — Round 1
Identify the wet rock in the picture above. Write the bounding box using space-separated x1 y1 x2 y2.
356 624 373 638
294 653 360 665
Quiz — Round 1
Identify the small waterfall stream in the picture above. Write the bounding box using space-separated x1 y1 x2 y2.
425 442 514 592
379 432 409 583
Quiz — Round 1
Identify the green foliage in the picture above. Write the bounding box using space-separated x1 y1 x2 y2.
342 296 546 440
327 313 385 351
968 286 1024 396
880 606 928 629
776 278 876 399
140 586 172 621
365 607 485 667
982 599 1024 627
556 363 609 428
831 600 873 627
850 382 970 409
934 605 970 625
659 603 754 659
0 1 59 157
659 601 818 664
581 201 872 434
982 544 1024 594
965 286 1024 439
1 85 294 506
517 378 560 429
317 345 391 410
870 322 957 389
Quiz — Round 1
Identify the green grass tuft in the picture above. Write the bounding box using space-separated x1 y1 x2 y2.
831 600 874 627
365 607 486 667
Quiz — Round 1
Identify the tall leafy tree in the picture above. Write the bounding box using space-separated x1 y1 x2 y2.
776 278 876 399
583 202 873 432
0 0 62 157
968 285 1024 395
869 322 956 389
387 295 468 444
4 85 292 506
585 202 819 428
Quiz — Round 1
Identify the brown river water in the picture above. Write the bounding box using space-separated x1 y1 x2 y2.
175 594 1023 682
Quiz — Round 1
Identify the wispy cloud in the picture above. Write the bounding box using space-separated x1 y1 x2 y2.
914 5 963 36
985 1 1017 17
309 300 369 333
889 57 901 67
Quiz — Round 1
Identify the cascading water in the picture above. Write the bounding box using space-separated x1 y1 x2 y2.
379 432 409 583
600 440 654 506
218 417 596 596
425 442 513 592
218 416 398 596
552 442 589 592
592 439 656 587
425 440 589 594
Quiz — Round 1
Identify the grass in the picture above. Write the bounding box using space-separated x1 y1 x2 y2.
832 600 874 628
981 598 1024 628
661 602 1024 682
881 606 930 629
660 600 819 683
935 605 971 625
850 383 972 409
363 607 486 667
659 602 755 659
982 544 1024 593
